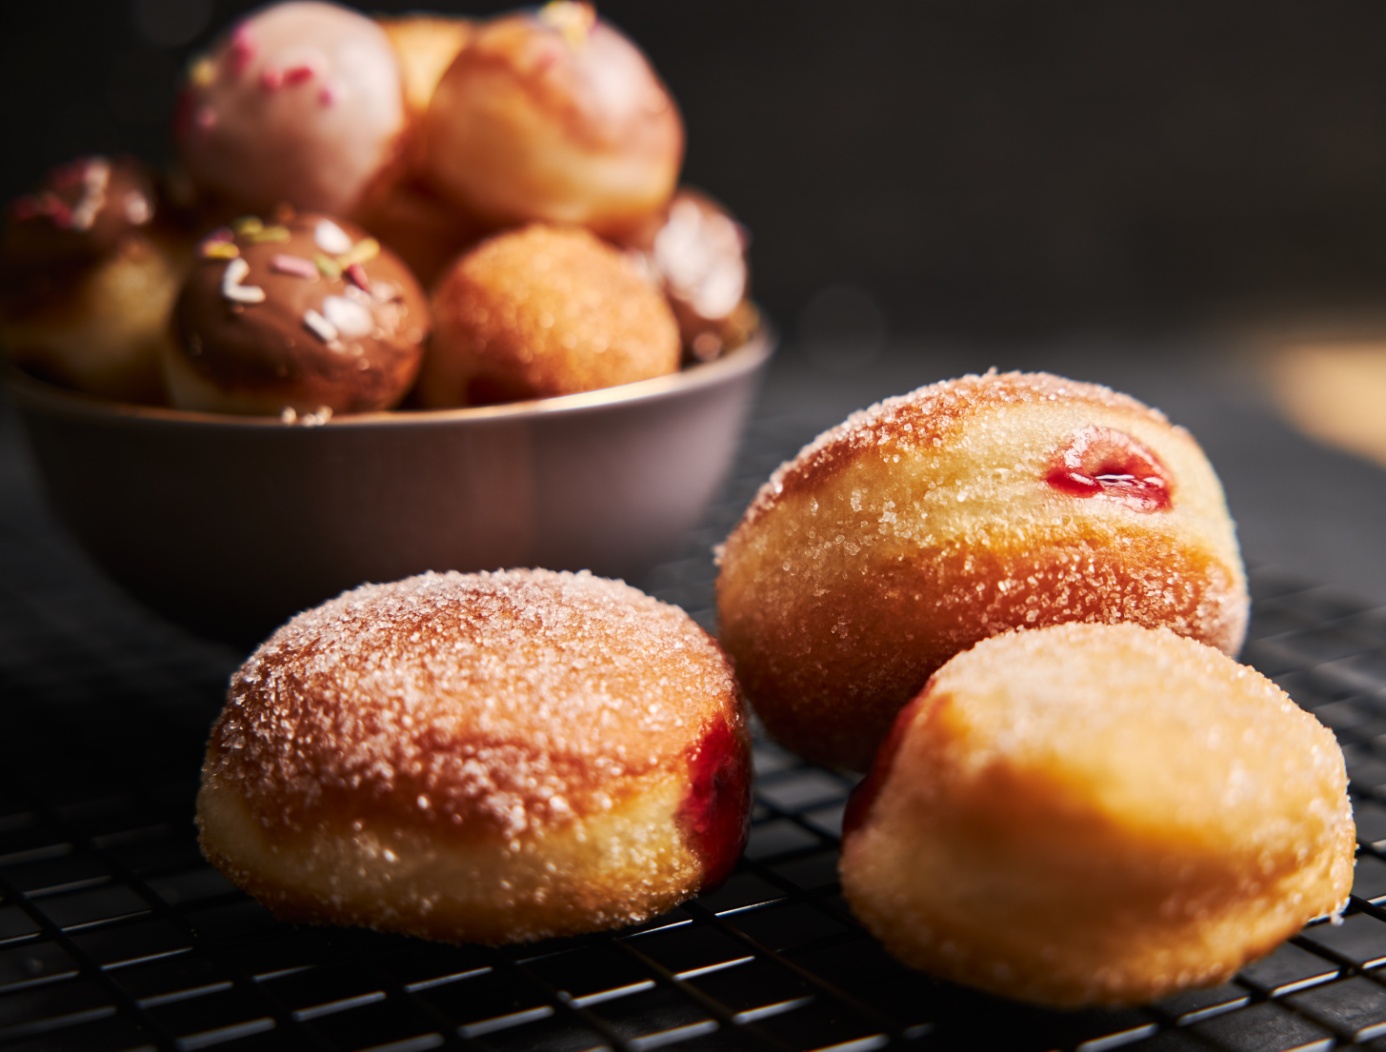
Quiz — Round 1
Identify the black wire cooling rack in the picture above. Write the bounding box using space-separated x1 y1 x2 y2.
6 410 1386 1052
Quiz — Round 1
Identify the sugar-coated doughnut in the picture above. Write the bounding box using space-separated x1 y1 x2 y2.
197 569 752 945
840 623 1355 1008
717 371 1249 771
166 211 427 416
421 2 683 236
175 1 407 218
0 156 192 404
418 224 680 407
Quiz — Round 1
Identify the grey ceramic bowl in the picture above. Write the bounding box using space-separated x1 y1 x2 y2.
10 330 773 644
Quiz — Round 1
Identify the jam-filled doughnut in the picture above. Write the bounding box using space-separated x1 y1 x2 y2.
197 569 752 945
840 623 1355 1007
165 211 427 416
175 1 407 218
716 371 1249 771
418 224 680 407
0 156 192 404
421 1 683 236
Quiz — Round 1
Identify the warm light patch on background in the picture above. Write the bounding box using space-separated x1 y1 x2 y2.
1272 340 1386 468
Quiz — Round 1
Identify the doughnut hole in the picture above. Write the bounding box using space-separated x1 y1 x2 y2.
175 1 407 218
1 156 193 405
419 225 680 407
420 2 683 236
840 623 1354 1008
617 188 755 364
1 233 187 404
166 212 428 416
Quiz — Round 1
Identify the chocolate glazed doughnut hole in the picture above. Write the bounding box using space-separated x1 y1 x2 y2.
166 211 428 416
716 371 1249 771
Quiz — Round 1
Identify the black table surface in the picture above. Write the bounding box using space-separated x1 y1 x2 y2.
4 342 1386 1052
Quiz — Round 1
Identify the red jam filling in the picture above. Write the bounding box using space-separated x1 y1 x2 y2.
678 719 752 889
842 693 927 841
1045 426 1171 511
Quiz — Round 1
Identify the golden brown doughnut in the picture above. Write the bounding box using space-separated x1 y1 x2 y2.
717 370 1249 771
418 224 680 407
197 569 752 945
839 623 1355 1008
420 2 683 236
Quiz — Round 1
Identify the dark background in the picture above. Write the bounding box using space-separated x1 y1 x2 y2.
7 0 1386 351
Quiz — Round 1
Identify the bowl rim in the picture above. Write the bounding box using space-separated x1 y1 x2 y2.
6 326 775 431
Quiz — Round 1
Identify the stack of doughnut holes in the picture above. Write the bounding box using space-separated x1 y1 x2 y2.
0 0 756 416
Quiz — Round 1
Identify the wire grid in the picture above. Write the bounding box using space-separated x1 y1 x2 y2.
6 414 1386 1051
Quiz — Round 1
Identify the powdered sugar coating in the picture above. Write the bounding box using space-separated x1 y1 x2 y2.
205 568 741 842
716 370 1249 771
